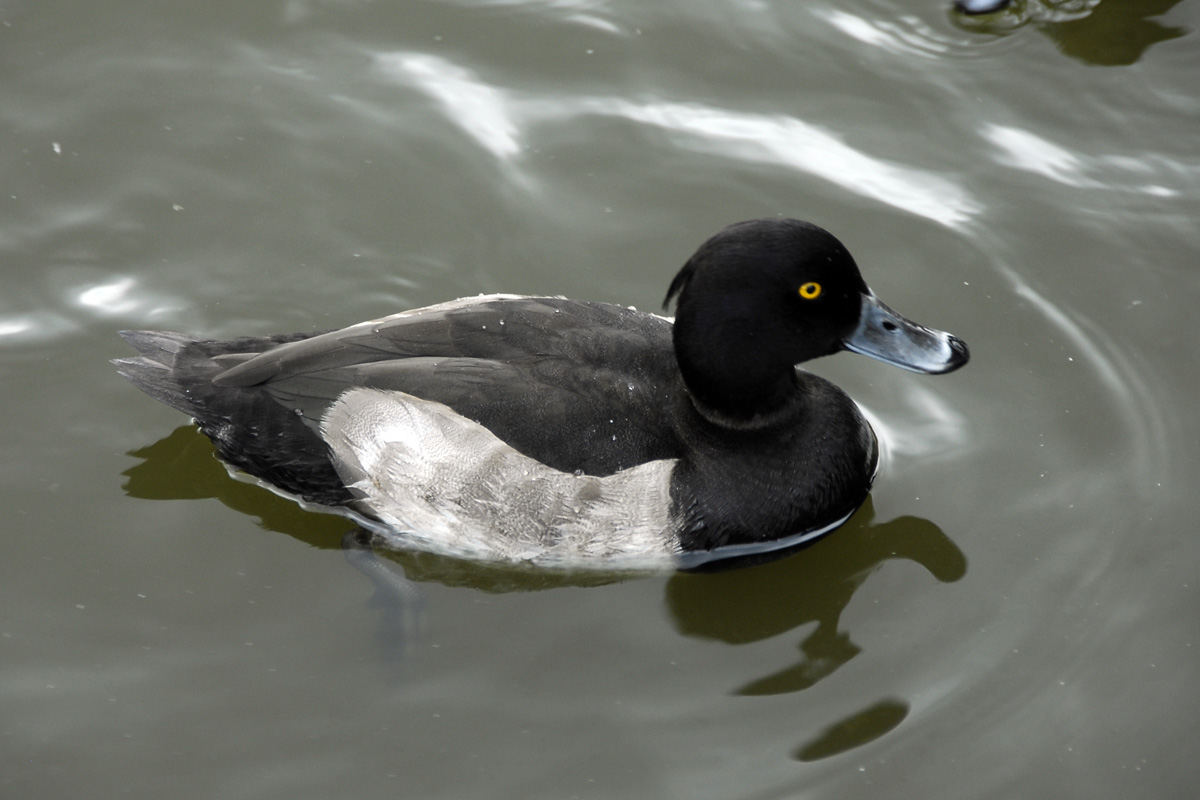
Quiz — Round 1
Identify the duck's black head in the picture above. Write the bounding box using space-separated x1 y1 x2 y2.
664 218 968 419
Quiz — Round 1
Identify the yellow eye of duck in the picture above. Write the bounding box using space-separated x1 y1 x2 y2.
799 282 822 300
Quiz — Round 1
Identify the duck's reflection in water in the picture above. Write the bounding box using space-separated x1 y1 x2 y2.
952 0 1187 67
793 697 910 762
121 426 354 546
124 426 966 726
666 498 966 695
333 496 966 760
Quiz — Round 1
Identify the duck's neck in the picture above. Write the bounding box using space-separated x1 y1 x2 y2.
672 317 801 422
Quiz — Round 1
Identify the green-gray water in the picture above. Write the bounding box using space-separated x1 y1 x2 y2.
2 1 1197 798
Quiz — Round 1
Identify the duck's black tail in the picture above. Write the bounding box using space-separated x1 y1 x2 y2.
113 330 354 506
113 330 220 412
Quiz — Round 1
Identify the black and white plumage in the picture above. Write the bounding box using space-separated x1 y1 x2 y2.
113 218 968 569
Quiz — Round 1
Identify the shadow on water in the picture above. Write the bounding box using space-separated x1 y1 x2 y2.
123 425 968 729
793 698 910 762
951 0 1188 66
122 425 353 546
663 502 964 761
666 500 966 696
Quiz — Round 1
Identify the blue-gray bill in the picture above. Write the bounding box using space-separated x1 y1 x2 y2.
842 293 970 375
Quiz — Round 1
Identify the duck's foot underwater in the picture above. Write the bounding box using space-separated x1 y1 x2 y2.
341 529 427 661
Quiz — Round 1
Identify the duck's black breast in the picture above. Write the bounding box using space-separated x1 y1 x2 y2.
668 371 878 553
213 296 689 477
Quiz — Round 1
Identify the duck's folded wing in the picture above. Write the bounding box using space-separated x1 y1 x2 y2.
205 296 684 475
211 296 667 388
262 354 683 476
